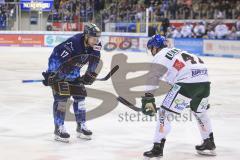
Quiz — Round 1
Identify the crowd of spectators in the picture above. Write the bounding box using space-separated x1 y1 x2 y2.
1 0 240 40
165 16 240 40
48 0 240 24
101 0 240 23
45 0 240 39
0 2 15 30
99 0 240 39
48 0 105 23
0 4 8 30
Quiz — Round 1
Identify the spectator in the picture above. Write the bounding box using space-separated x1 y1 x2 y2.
193 21 206 38
86 2 93 21
172 27 182 38
227 26 238 40
169 0 178 19
0 10 7 30
215 21 229 39
207 28 216 39
181 22 193 38
159 13 170 36
192 2 199 19
236 15 240 39
224 0 232 19
236 15 240 31
166 27 173 38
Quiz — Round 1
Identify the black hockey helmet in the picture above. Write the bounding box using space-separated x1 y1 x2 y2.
84 23 101 37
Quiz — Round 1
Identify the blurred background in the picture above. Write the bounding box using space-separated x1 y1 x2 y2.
0 0 239 38
0 0 240 57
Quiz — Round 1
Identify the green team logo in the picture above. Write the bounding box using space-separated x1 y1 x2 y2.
174 99 188 111
174 99 184 105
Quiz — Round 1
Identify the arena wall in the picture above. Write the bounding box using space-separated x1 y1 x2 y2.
0 31 239 58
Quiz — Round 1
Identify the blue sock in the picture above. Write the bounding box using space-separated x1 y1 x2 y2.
73 99 86 124
53 101 66 126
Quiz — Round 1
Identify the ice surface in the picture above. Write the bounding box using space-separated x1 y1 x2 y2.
0 47 240 160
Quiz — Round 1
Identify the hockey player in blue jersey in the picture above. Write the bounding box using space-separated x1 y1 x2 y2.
42 23 102 142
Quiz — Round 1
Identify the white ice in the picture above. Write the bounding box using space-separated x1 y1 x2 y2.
0 47 240 160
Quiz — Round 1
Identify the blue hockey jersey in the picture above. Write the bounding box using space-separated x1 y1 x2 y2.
47 33 101 81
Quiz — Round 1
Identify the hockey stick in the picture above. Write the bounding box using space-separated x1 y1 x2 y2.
117 96 142 112
117 96 161 112
22 80 43 83
96 65 119 81
117 96 196 112
22 65 119 83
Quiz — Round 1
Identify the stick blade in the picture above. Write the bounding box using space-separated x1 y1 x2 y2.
117 96 141 112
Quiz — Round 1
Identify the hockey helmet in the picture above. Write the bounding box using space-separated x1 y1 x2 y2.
147 34 167 50
84 23 101 37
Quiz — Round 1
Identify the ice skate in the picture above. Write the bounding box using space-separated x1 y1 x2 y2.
54 125 70 143
143 139 165 159
76 123 92 140
196 133 216 156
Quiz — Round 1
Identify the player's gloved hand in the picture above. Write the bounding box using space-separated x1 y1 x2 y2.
141 93 157 116
81 72 98 85
42 72 59 86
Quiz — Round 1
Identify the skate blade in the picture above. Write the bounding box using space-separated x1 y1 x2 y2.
77 133 92 140
197 150 216 156
54 135 70 143
143 156 162 160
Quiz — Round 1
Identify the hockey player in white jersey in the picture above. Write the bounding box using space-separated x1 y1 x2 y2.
141 34 216 159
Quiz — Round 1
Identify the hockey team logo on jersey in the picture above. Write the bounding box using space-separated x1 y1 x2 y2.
173 59 185 71
93 45 102 51
173 99 188 111
162 84 181 108
191 69 208 77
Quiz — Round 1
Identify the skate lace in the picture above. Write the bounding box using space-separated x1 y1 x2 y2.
81 123 89 131
59 125 67 133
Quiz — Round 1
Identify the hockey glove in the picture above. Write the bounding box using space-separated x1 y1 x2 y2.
141 93 157 116
81 72 98 85
42 72 60 86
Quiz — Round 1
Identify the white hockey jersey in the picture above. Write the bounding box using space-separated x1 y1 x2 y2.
150 47 209 85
